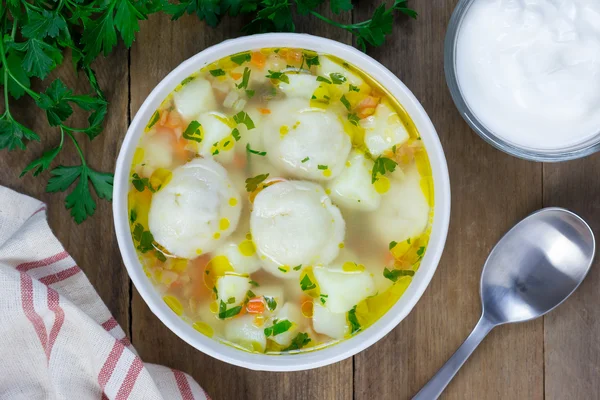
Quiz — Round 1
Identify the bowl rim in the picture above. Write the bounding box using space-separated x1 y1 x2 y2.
444 0 600 162
113 32 451 371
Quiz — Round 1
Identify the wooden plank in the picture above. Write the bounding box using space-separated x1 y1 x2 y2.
352 1 544 399
129 8 354 399
0 48 130 328
543 159 600 400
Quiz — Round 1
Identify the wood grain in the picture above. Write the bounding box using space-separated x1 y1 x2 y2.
0 48 130 329
543 158 600 400
353 1 544 399
129 8 354 400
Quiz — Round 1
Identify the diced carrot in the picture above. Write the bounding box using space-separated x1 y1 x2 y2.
251 51 266 69
164 110 184 130
230 72 243 80
356 96 381 119
173 136 190 161
246 297 266 314
286 49 303 63
258 108 271 115
232 152 247 169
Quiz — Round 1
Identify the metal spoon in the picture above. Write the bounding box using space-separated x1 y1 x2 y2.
414 208 595 400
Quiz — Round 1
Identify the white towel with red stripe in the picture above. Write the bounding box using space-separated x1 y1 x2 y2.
0 187 209 400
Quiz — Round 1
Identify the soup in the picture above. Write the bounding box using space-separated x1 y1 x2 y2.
128 48 434 354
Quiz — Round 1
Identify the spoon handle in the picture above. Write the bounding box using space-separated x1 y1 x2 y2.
413 315 495 400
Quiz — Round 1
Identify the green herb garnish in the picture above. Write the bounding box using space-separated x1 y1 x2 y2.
301 157 310 163
236 67 251 90
293 264 302 271
147 111 160 129
155 251 167 262
349 84 360 92
209 69 226 77
233 111 255 130
371 156 398 183
317 165 328 170
319 294 328 305
340 95 351 110
231 128 241 141
218 300 242 319
249 280 259 287
264 296 277 311
383 267 415 282
316 76 332 84
348 113 360 126
265 70 289 84
389 241 398 250
180 76 195 86
283 332 311 351
417 246 425 256
264 319 293 337
131 173 156 193
300 274 316 291
348 306 361 334
245 89 255 98
305 54 320 67
182 120 203 142
227 296 236 304
231 52 251 65
246 143 267 156
330 73 347 84
245 173 269 192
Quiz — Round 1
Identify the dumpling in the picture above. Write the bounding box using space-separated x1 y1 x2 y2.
262 99 351 181
328 150 381 211
173 78 217 120
250 180 345 278
148 158 242 258
370 164 429 244
214 240 262 275
313 266 376 313
225 315 267 352
360 103 410 156
312 301 348 339
278 74 320 101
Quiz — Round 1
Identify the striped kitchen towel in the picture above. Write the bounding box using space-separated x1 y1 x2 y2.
0 186 209 400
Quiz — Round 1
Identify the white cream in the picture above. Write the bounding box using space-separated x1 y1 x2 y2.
456 0 600 150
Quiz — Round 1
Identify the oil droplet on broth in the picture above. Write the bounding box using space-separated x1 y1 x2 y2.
219 218 230 231
238 240 256 256
193 321 214 337
374 176 390 194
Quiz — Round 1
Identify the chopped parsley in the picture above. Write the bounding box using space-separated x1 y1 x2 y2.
245 89 255 98
305 54 320 68
348 113 360 126
330 73 347 84
349 84 360 92
212 286 218 295
131 173 157 193
218 300 242 319
182 120 203 142
245 173 269 192
316 76 332 84
155 251 167 262
278 266 289 273
211 142 219 155
383 267 415 282
227 296 236 304
231 52 251 65
371 156 398 183
264 296 277 311
231 128 241 141
319 294 328 305
266 70 289 84
407 238 411 244
301 157 310 163
348 306 361 334
249 280 259 287
340 95 351 111
130 209 137 223
317 165 328 170
417 246 426 256
209 69 225 77
264 319 292 337
236 67 251 90
283 332 311 351
293 264 302 271
389 241 398 250
136 230 154 253
300 274 316 291
245 290 256 304
180 76 195 86
233 111 255 130
246 143 267 156
147 111 160 129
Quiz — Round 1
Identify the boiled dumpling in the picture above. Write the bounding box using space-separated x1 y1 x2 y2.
225 315 267 352
250 180 345 278
214 241 262 275
328 150 381 211
148 158 242 258
360 103 410 156
262 99 351 181
312 301 348 339
313 266 376 313
266 303 304 347
278 74 320 100
371 164 429 244
173 78 217 120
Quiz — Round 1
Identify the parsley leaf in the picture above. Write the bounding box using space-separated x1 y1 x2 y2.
218 300 243 319
182 120 203 142
349 84 360 92
371 156 398 184
230 52 251 65
283 332 311 351
301 157 309 163
316 76 332 84
265 70 289 84
348 306 361 334
246 143 266 156
348 113 360 126
231 128 241 141
209 68 225 77
383 267 415 282
340 95 351 110
245 173 269 192
331 0 353 14
389 241 398 250
264 319 292 336
264 296 277 311
300 274 316 291
329 73 346 84
233 111 255 130
236 67 251 89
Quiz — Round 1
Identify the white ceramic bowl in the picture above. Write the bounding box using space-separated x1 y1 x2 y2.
114 33 451 371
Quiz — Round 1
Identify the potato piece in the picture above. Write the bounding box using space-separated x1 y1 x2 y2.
312 301 349 339
313 266 376 313
329 150 381 211
361 103 410 157
216 275 251 307
267 303 304 347
225 314 267 352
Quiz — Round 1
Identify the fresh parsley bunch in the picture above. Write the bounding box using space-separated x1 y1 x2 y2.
0 0 416 224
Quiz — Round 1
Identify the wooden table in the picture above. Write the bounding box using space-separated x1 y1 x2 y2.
2 1 599 399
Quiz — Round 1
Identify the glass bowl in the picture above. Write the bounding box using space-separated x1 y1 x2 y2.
444 0 600 162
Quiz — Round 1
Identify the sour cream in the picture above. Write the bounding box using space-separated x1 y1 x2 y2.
456 0 600 151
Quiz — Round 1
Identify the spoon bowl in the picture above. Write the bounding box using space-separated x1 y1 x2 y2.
481 208 595 325
414 208 595 399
